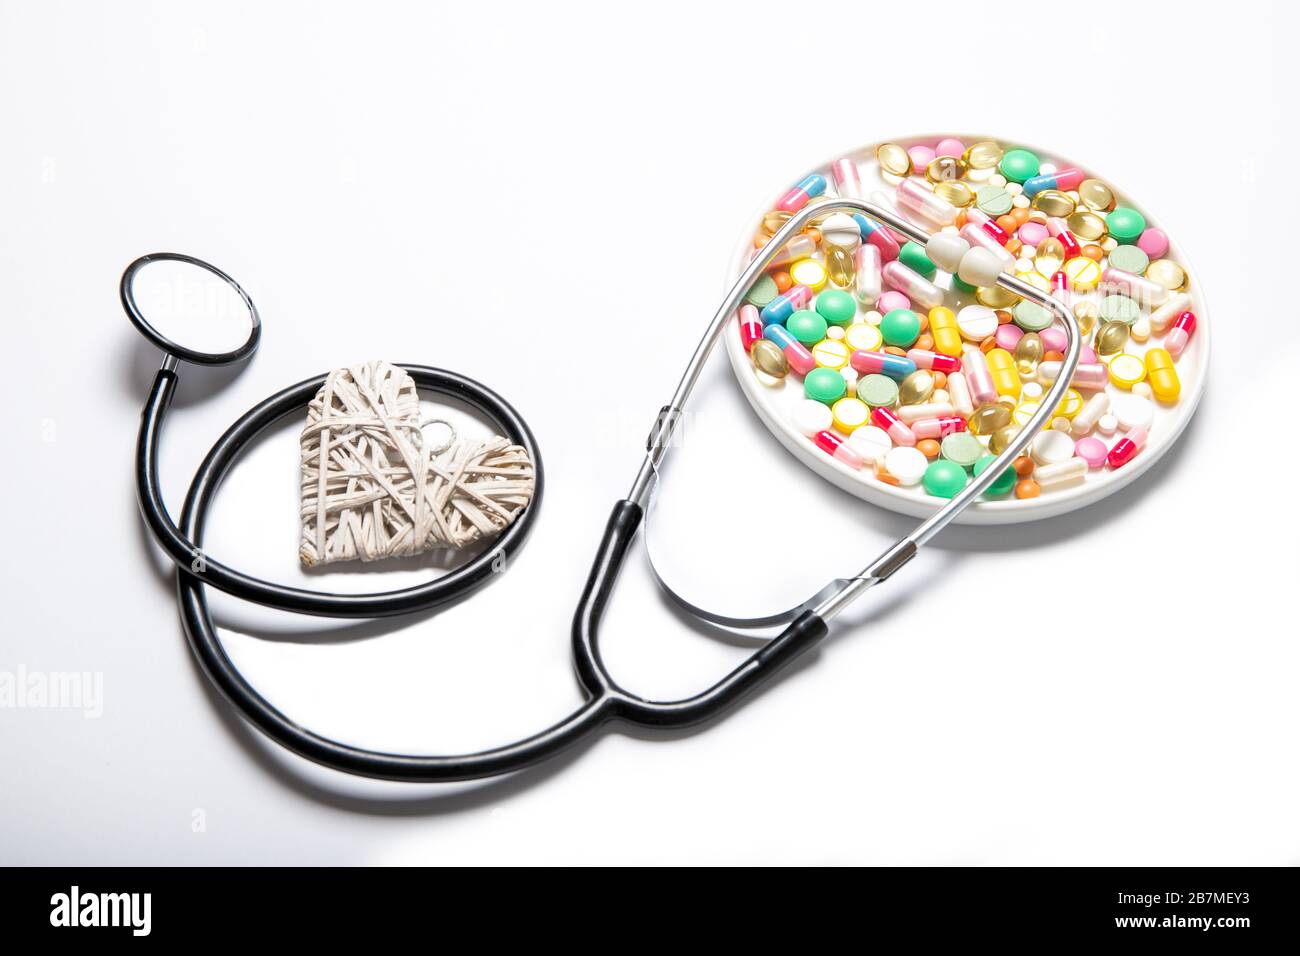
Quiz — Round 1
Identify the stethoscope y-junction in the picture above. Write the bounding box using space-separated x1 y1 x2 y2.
131 200 1081 783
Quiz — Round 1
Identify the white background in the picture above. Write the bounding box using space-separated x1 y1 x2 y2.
2 0 1297 865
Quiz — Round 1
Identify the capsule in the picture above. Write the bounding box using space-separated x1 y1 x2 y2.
960 223 1017 270
1036 457 1088 489
851 349 916 381
897 402 956 423
1144 348 1180 402
853 244 882 306
910 416 967 440
985 347 1021 399
967 402 1011 436
760 285 812 325
905 348 961 373
1107 427 1148 468
831 158 862 200
1094 320 1130 357
961 346 998 405
1050 269 1071 305
883 260 944 310
1165 311 1197 359
1014 332 1044 375
776 174 826 214
898 370 935 405
871 406 916 447
1102 266 1168 307
966 208 1009 245
1038 360 1109 391
1070 392 1110 436
1046 217 1081 259
896 178 957 230
1150 292 1193 332
762 234 818 269
853 214 901 262
947 370 973 414
824 243 855 289
763 324 816 375
738 304 763 352
1021 168 1085 197
813 429 864 469
928 307 963 358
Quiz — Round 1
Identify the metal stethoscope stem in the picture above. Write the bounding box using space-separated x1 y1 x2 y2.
628 199 1081 624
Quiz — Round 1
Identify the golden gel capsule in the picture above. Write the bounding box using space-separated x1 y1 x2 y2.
1144 348 1181 402
985 348 1021 399
824 242 855 289
968 402 1011 436
1014 332 1044 375
929 306 963 357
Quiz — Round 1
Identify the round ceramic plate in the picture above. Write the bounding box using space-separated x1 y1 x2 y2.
724 133 1209 524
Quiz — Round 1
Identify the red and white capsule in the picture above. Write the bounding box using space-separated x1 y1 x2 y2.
1164 311 1197 359
870 406 915 447
1046 217 1081 259
814 429 865 469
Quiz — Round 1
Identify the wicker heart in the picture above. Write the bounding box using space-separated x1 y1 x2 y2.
299 361 535 567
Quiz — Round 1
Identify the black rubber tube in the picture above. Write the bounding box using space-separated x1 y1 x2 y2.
152 368 828 782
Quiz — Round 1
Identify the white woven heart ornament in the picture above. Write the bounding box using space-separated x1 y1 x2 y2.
299 361 535 567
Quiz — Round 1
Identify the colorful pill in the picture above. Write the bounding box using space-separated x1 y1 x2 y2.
905 349 962 374
759 285 812 325
871 406 916 447
1046 217 1081 259
850 349 917 381
853 214 901 261
1021 168 1085 197
1165 311 1197 359
1150 292 1193 332
882 260 945 310
1102 266 1168 307
776 174 827 213
763 234 818 269
985 347 1021 399
813 429 865 469
966 208 1009 245
1106 427 1148 468
1037 360 1109 391
763 324 816 375
1071 392 1110 435
1035 457 1087 490
738 304 763 352
928 307 963 357
910 415 967 440
853 244 882 306
896 178 957 230
961 346 998 405
897 402 956 423
831 158 862 200
946 371 973 415
1144 348 1180 402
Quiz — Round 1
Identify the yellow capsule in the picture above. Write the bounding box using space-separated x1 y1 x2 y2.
986 348 1021 399
933 180 974 208
876 143 912 177
988 423 1021 455
1145 348 1181 402
1033 237 1066 277
1145 258 1186 291
1063 256 1102 290
845 323 882 352
968 402 1011 436
928 307 963 357
926 155 966 183
963 141 1003 170
1031 189 1076 218
1073 299 1099 335
812 338 851 369
977 285 1019 308
1067 210 1107 241
898 370 935 405
751 339 788 378
1078 178 1115 212
824 243 855 289
1095 320 1129 357
831 397 871 434
790 258 827 291
1014 332 1044 375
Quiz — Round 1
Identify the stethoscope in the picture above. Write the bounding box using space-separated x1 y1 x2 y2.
131 199 1081 783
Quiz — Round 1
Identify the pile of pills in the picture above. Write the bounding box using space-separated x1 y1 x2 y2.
737 137 1200 502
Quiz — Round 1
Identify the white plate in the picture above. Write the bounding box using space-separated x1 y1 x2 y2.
724 133 1209 524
